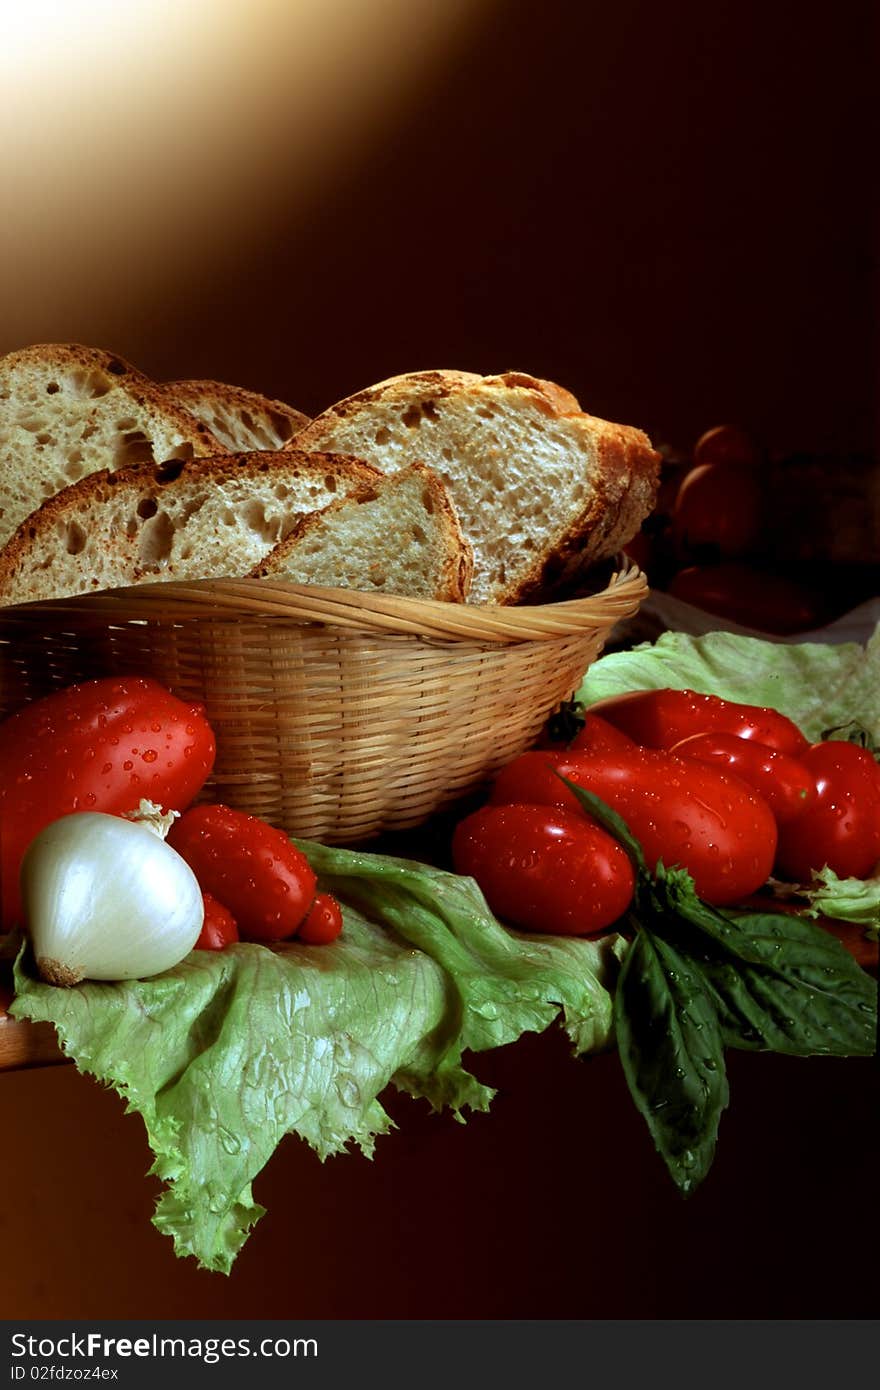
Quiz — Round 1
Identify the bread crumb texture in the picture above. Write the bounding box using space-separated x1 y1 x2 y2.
252 462 473 602
294 370 659 604
0 450 379 605
0 344 218 551
165 380 310 453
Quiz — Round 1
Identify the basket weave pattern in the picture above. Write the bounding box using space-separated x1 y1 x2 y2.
0 571 646 842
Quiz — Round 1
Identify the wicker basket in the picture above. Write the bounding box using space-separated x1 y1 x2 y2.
0 569 646 843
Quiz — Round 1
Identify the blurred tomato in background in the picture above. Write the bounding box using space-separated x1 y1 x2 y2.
625 413 876 634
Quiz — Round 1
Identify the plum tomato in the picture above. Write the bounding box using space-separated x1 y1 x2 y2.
167 803 317 942
667 563 823 635
539 708 639 752
196 891 239 950
584 688 809 757
489 747 778 905
775 741 880 882
298 893 344 944
672 462 764 559
693 424 760 469
0 675 216 931
451 803 635 936
670 733 816 824
568 714 640 756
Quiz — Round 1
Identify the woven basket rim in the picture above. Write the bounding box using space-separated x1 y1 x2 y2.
0 565 647 645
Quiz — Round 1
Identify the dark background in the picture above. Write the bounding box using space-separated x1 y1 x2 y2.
0 0 876 1320
1 0 875 459
1 1037 877 1317
194 0 875 459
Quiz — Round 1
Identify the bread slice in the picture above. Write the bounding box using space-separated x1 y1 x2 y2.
292 370 660 604
251 463 473 601
0 450 380 606
166 379 310 452
0 344 221 552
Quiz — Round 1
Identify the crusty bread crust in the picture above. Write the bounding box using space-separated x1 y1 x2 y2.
0 449 380 605
251 461 474 601
292 369 659 604
166 379 310 450
0 343 222 550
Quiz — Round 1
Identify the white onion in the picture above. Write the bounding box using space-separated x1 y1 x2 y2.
20 811 204 986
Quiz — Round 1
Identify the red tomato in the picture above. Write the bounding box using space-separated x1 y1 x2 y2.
672 462 764 559
452 803 635 936
670 733 816 824
196 891 239 950
0 676 216 930
560 713 639 756
539 709 640 753
775 741 880 882
693 424 760 469
585 688 809 756
167 804 317 942
489 747 778 906
298 893 344 944
667 563 823 635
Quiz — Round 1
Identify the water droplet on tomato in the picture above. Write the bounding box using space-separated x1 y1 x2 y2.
123 760 133 771
142 749 158 763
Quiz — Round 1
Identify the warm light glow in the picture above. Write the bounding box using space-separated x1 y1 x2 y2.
1 0 156 68
0 0 492 347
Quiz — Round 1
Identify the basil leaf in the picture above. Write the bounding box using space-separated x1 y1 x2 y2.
557 776 649 875
614 926 729 1194
657 873 878 1057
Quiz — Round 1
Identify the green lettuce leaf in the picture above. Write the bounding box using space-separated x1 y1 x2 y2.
10 844 622 1274
578 624 880 743
801 868 880 936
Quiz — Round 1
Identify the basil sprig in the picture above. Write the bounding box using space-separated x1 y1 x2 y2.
559 777 878 1194
615 926 729 1193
